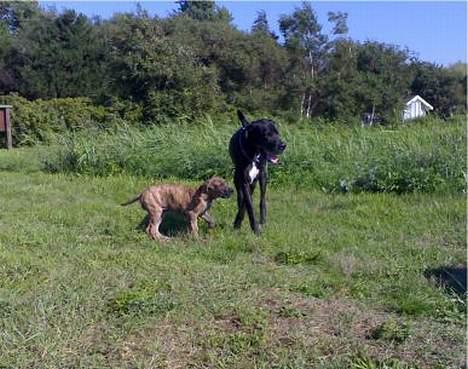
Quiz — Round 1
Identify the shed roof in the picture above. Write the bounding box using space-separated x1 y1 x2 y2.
405 95 433 110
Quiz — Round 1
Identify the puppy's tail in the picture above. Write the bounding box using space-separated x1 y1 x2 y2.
237 110 249 127
121 195 141 206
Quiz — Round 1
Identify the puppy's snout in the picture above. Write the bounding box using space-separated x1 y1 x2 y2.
223 187 234 198
279 142 287 152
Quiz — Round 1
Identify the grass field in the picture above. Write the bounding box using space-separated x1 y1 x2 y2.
0 139 466 368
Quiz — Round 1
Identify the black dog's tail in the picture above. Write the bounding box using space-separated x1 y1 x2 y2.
237 110 250 127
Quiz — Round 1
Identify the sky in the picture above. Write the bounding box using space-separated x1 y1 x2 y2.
39 1 467 66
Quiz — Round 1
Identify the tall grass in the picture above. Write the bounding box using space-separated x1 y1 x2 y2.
44 115 466 193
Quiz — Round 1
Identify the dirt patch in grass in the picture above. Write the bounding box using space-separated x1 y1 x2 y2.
153 288 460 368
76 320 197 369
330 250 383 278
115 289 465 368
254 289 465 369
123 322 196 369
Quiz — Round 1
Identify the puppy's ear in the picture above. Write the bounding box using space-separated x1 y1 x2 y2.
196 182 208 195
237 110 249 127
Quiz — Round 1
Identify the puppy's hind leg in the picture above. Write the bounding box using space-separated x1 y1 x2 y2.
146 210 169 241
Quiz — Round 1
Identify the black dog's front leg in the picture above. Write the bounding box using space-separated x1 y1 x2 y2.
241 182 260 235
233 170 260 235
259 168 267 225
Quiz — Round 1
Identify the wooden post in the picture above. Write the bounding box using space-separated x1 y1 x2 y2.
6 107 12 149
0 105 13 149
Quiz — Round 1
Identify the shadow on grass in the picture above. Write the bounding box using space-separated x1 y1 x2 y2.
137 212 189 237
424 266 467 296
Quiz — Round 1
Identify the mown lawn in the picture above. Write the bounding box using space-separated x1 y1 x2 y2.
0 148 466 369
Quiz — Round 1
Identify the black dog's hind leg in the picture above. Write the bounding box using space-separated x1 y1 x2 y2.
234 178 246 229
259 168 267 225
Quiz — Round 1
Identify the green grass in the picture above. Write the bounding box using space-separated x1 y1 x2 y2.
0 145 466 368
42 115 466 194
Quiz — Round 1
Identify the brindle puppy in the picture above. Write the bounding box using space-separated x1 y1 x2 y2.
122 177 233 240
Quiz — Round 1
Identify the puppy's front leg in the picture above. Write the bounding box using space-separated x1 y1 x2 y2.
200 212 215 229
187 211 199 237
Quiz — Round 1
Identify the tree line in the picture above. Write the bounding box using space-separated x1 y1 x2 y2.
0 1 466 124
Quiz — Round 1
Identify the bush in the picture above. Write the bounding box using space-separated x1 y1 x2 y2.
44 115 466 194
0 94 136 146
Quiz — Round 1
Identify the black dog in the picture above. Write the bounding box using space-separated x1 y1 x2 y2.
229 111 286 235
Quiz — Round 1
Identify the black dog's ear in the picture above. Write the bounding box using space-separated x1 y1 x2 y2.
237 110 250 127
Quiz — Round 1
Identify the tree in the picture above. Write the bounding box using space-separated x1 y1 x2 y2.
316 40 413 123
0 1 41 33
0 18 14 93
251 10 277 40
319 39 360 120
0 1 461 125
104 12 222 121
0 1 41 94
176 0 232 23
411 62 466 117
6 8 108 99
279 3 329 118
354 41 413 123
447 62 467 77
327 11 349 36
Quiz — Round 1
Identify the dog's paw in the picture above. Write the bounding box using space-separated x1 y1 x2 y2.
254 226 262 236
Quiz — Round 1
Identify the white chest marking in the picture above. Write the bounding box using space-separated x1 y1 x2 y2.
248 162 260 184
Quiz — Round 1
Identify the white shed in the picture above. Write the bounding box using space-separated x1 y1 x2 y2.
402 95 434 121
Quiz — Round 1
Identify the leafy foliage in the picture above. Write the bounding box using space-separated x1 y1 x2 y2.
411 61 467 117
2 5 108 99
0 94 128 145
0 1 464 123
